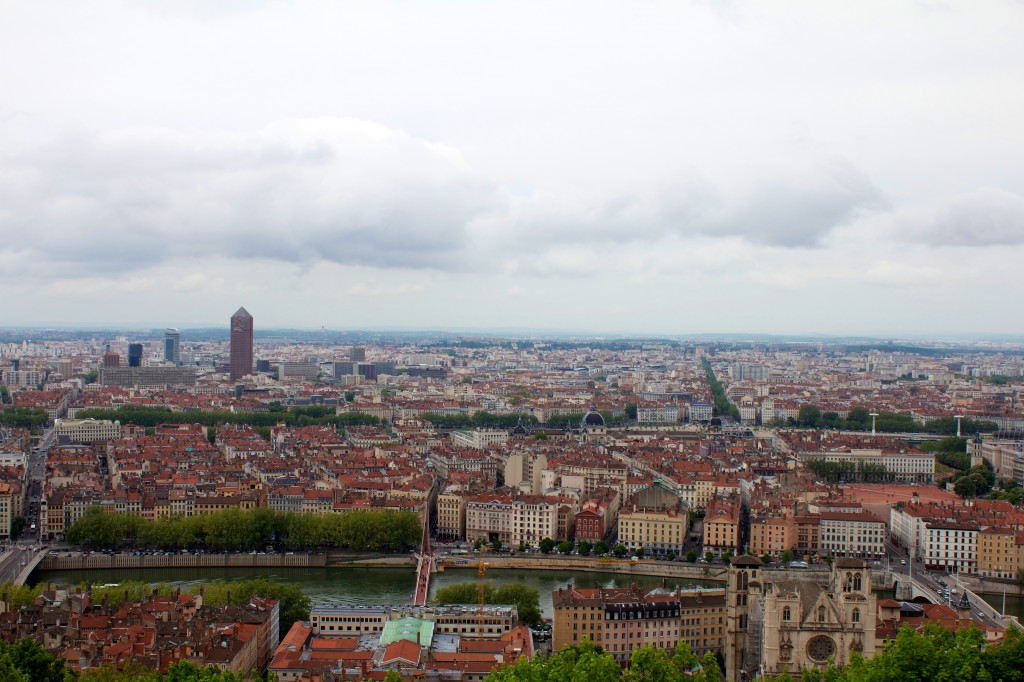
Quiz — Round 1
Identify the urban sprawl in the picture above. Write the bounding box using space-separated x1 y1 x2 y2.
1 313 1024 680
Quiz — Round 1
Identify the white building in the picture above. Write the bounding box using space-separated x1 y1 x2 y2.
797 449 934 483
450 429 509 450
54 418 122 444
818 511 886 558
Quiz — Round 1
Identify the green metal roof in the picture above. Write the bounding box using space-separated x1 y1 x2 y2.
379 617 434 647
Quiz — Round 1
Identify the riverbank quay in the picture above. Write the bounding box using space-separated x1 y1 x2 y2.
439 553 730 581
38 550 329 571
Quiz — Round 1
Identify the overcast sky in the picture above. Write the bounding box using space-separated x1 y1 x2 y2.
2 0 1023 337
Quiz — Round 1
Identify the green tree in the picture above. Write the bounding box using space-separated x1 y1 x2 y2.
780 549 794 564
624 643 681 682
634 547 645 558
694 650 722 682
539 538 555 554
0 638 70 682
384 670 403 682
797 404 821 427
557 540 574 554
576 540 592 556
491 538 503 552
625 403 638 420
686 549 698 563
846 406 870 429
594 540 609 556
672 640 699 675
434 582 543 628
613 544 628 557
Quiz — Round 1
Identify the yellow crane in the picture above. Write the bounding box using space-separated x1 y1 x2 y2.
477 545 489 633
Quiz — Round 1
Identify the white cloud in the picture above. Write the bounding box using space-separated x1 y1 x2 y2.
0 118 494 274
1 0 1023 334
910 188 1024 246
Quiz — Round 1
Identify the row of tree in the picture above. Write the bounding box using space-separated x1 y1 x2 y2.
434 582 543 628
74 405 381 429
486 638 718 682
65 506 422 552
803 458 890 484
0 407 49 429
420 411 541 429
485 623 1024 682
792 405 998 435
703 360 740 420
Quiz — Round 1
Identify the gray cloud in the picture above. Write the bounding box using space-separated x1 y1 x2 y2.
492 156 887 255
0 118 494 274
916 188 1024 246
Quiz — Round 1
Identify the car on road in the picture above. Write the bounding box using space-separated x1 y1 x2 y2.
900 559 907 565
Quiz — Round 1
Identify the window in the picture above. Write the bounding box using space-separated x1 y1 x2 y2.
818 606 826 623
852 608 860 623
782 607 791 622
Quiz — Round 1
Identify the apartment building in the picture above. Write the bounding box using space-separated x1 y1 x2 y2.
617 482 689 555
818 511 886 558
465 494 563 546
704 496 741 555
451 429 509 450
796 449 935 484
54 418 122 444
553 584 727 663
749 513 795 558
977 527 1024 579
436 486 467 540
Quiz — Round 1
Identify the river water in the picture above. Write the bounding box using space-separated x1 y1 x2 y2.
30 566 1024 621
30 566 720 619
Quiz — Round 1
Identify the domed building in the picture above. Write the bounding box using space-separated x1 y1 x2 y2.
581 408 605 428
580 406 608 443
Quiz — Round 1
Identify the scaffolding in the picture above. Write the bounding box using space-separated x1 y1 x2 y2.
744 594 765 676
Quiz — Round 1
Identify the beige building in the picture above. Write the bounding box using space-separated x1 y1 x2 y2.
553 584 726 663
0 483 14 539
749 512 796 558
465 494 565 546
725 557 877 681
436 486 467 540
797 448 935 484
977 527 1024 579
450 429 509 450
819 511 886 559
54 418 122 444
504 450 547 495
704 496 741 555
617 481 689 556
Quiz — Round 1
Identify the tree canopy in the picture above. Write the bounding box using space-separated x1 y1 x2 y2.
65 506 421 552
75 405 380 429
433 582 543 628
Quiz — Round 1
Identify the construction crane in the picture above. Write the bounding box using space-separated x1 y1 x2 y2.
477 546 489 633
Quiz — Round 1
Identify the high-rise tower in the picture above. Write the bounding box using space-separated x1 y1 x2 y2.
127 343 143 368
164 329 181 365
229 307 254 381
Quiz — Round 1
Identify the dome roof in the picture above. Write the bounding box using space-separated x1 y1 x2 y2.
582 408 605 427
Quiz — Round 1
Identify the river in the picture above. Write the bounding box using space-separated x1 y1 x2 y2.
30 566 1024 621
30 566 721 619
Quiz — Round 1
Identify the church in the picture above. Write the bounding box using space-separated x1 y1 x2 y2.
724 556 877 681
